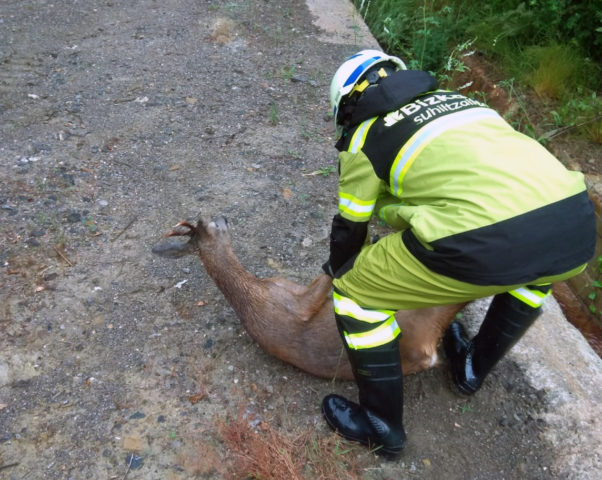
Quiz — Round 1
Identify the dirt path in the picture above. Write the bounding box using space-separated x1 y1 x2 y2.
1 1 600 479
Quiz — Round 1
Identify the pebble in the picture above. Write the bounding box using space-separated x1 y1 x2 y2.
125 454 144 470
62 173 75 185
291 74 308 83
67 211 81 223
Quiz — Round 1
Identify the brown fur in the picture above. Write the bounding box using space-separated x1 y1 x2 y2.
153 216 465 380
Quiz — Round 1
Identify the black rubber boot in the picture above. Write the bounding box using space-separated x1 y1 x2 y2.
322 340 406 459
444 292 543 395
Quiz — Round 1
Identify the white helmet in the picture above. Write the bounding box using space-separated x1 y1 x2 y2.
330 49 406 131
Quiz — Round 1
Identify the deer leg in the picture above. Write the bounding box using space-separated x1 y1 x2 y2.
297 274 334 319
396 304 466 375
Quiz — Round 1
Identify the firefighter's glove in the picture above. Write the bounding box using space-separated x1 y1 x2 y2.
322 260 335 278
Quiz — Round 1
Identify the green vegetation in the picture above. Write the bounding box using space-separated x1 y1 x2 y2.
354 0 602 142
316 165 337 176
269 101 279 125
587 255 602 316
280 65 296 81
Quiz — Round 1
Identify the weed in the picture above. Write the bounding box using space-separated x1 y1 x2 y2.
272 26 283 44
54 230 67 250
584 117 602 144
280 65 295 81
300 128 318 141
286 149 302 159
318 165 336 176
269 102 279 126
544 91 602 142
303 165 336 177
350 23 364 46
82 217 98 233
586 256 602 316
588 292 597 314
523 44 584 99
439 38 476 86
497 78 539 139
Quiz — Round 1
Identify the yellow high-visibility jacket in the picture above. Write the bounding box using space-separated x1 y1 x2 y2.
327 71 595 286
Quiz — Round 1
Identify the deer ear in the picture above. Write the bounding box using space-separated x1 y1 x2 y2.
194 214 210 232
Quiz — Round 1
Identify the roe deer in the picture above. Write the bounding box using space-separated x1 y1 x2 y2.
152 215 465 380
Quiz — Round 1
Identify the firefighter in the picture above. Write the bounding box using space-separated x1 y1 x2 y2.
321 49 596 459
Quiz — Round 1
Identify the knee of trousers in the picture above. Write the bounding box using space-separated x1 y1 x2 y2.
504 283 552 314
486 285 551 329
333 288 400 351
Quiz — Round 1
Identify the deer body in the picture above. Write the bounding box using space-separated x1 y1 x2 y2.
153 217 465 380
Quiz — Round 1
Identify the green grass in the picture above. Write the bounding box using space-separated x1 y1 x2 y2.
353 0 602 142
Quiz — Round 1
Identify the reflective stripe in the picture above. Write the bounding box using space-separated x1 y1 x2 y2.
390 108 501 196
333 292 395 323
349 117 378 153
339 192 376 219
509 286 551 308
344 316 401 350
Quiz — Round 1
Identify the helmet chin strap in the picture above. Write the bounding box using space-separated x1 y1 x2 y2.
350 65 395 96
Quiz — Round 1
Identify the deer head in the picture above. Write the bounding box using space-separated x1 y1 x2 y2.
152 215 231 259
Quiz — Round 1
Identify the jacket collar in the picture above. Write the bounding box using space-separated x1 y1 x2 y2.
336 70 438 150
